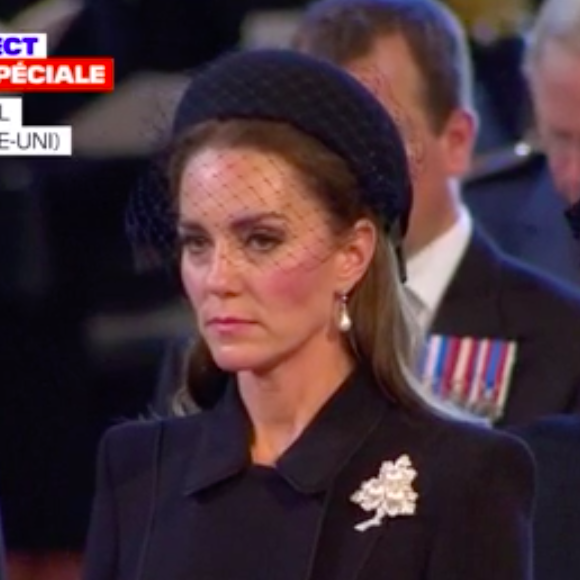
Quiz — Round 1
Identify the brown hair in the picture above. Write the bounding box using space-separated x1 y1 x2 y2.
291 0 473 134
166 118 436 415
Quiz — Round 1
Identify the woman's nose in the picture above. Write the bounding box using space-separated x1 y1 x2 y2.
204 244 241 295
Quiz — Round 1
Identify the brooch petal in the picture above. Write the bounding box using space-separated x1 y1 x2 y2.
351 454 418 532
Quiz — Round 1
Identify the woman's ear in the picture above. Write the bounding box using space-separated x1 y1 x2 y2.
335 218 377 290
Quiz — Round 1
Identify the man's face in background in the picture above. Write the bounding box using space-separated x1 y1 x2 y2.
529 41 580 204
345 33 476 255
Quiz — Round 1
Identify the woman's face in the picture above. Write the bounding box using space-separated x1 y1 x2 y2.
177 146 351 373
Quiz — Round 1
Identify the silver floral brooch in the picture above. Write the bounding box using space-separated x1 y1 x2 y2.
351 454 418 532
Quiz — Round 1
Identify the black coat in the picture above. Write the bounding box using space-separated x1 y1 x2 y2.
509 416 580 580
83 368 534 580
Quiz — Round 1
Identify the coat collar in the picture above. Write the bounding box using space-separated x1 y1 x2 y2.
182 365 388 496
156 368 437 580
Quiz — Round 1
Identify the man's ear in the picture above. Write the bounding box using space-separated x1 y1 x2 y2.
439 108 478 177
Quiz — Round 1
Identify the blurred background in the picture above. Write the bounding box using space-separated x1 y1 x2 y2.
0 0 564 578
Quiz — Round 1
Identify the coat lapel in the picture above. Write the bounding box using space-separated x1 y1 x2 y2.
139 375 433 580
432 228 506 337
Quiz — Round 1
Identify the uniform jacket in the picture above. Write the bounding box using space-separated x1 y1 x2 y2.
463 148 580 288
430 228 580 426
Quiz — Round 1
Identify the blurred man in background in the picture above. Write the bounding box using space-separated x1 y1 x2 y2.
292 0 580 425
464 0 580 287
526 0 580 239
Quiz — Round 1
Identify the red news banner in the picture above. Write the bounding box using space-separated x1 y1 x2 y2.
0 58 114 92
0 33 114 155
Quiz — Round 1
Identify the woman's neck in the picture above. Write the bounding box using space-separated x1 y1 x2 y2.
238 342 354 466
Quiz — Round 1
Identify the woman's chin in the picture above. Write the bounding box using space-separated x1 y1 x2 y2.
209 345 270 373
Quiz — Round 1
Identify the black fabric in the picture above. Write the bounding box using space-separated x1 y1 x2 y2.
182 368 383 495
509 416 580 580
0 156 177 550
432 229 580 426
565 200 580 240
83 368 534 580
180 464 321 580
0 302 94 550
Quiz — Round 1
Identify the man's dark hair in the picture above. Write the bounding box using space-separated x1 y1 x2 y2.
292 0 473 133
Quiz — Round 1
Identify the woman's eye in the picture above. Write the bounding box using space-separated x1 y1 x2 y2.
180 234 210 254
246 232 282 252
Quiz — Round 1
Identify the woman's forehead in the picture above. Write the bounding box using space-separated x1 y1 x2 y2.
177 147 324 222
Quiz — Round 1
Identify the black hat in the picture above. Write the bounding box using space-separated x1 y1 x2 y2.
126 48 412 278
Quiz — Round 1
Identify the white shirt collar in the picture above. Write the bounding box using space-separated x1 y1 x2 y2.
406 206 473 327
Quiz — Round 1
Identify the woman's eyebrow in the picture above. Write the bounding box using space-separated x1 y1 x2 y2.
229 211 288 230
178 211 288 232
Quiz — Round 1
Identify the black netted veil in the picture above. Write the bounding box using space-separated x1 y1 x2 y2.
125 48 413 276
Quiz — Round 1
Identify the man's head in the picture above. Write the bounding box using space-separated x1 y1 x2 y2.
292 0 478 254
524 0 580 204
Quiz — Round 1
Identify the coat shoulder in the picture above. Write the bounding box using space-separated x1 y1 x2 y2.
462 142 547 225
510 414 580 447
436 415 530 457
98 414 205 482
500 253 580 323
426 415 535 491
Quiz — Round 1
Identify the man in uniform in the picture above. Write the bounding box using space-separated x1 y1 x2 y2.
463 0 580 288
290 0 580 425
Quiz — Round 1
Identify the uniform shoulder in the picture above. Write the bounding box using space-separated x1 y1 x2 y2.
509 415 580 445
426 417 536 520
464 140 545 186
430 414 534 481
500 253 580 314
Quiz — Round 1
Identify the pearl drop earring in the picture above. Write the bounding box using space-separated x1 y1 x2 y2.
338 292 352 332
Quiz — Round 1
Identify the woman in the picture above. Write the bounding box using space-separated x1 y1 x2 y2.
84 49 534 580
